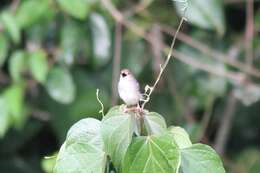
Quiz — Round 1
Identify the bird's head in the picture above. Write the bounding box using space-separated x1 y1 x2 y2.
120 69 132 78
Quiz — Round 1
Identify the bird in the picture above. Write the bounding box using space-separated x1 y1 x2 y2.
118 69 142 107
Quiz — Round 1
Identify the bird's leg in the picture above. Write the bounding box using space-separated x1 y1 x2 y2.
123 105 136 113
124 104 144 114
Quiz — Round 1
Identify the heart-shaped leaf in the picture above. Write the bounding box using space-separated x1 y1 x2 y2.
180 144 226 173
144 112 167 135
122 134 181 173
101 105 135 171
54 118 106 173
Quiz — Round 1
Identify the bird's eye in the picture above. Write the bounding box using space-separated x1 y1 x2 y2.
122 73 127 77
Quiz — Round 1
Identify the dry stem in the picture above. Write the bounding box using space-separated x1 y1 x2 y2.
141 17 187 109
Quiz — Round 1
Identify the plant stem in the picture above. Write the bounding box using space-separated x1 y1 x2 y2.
141 16 187 109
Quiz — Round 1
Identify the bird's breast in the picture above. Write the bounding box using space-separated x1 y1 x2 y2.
118 79 141 105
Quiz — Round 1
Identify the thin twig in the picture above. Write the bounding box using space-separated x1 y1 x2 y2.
106 159 110 173
214 91 237 156
124 0 153 17
0 71 10 85
197 95 215 142
102 0 124 22
31 110 50 121
167 74 195 123
150 24 164 82
245 0 254 70
111 22 122 105
0 24 3 33
170 49 244 83
10 0 20 13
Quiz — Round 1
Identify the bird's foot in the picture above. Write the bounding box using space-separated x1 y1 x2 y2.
124 105 143 114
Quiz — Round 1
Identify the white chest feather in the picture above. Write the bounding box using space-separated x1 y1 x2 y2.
118 76 141 105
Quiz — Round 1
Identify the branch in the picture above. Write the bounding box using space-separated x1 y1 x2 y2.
10 0 20 13
170 49 244 83
167 74 195 123
31 109 50 121
245 0 254 69
197 95 215 142
0 71 10 85
111 22 122 105
214 91 237 155
150 24 164 82
124 0 153 17
160 25 260 78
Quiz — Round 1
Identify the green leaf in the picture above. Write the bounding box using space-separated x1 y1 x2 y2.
59 19 84 66
45 66 76 104
4 84 27 129
54 118 106 173
66 118 103 149
174 0 225 35
0 96 11 137
16 0 53 28
101 105 135 171
28 50 49 83
90 13 111 67
1 12 20 43
0 34 9 67
9 51 27 83
122 134 181 173
144 112 167 135
57 0 90 19
169 126 192 149
180 144 226 173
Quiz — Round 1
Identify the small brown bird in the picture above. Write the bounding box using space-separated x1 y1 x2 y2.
118 69 142 107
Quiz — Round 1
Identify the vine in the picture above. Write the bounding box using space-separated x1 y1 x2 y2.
141 1 187 109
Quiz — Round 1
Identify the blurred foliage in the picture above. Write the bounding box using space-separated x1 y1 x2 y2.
0 0 259 172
